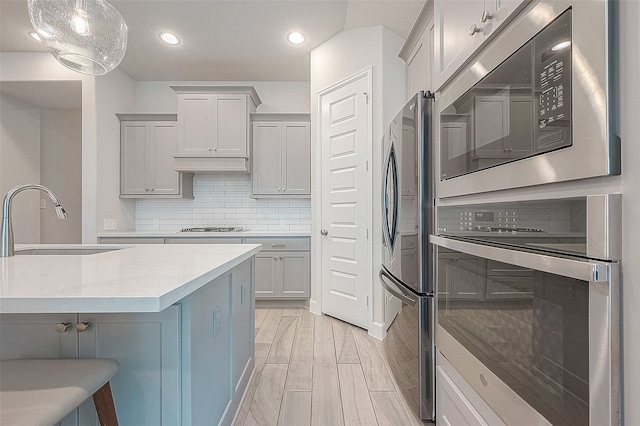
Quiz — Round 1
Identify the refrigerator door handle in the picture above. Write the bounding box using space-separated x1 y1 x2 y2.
379 267 417 306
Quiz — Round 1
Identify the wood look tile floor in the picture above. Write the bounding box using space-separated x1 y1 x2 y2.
233 308 421 426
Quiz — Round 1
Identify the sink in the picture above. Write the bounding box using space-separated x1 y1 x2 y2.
15 248 122 256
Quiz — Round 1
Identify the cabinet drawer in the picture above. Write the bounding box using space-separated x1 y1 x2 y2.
165 238 242 244
242 237 309 251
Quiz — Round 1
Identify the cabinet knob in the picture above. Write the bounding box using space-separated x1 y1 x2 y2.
321 229 328 236
208 147 212 152
213 147 217 151
469 23 482 36
76 322 91 333
277 187 281 191
145 188 150 191
56 323 71 333
150 188 155 191
481 10 493 23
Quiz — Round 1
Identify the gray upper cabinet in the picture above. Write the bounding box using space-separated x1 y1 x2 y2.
433 0 529 90
118 114 193 199
251 114 311 198
171 86 262 173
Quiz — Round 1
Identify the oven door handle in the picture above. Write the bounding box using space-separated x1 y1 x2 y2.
430 235 610 283
379 267 417 306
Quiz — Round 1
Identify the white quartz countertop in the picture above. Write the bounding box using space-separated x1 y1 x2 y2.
0 244 261 314
97 231 311 238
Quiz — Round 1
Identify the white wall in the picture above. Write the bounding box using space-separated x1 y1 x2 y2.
95 69 136 234
40 108 82 243
310 26 406 338
0 52 98 243
619 1 640 423
0 94 41 243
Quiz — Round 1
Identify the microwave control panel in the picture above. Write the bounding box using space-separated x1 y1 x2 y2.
535 8 572 151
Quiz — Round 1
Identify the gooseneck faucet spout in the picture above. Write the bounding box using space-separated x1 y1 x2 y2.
1 184 68 257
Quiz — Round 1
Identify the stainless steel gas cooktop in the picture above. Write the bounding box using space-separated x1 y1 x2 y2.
179 227 245 232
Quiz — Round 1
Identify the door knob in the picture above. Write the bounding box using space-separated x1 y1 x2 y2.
320 230 328 236
56 323 71 333
76 322 91 333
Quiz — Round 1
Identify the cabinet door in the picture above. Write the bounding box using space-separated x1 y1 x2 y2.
77 306 181 426
281 122 311 195
254 252 278 298
483 0 529 38
434 0 484 89
150 122 180 195
406 21 434 97
177 93 214 155
0 314 78 359
252 122 281 195
0 314 81 426
121 122 150 195
213 94 248 156
281 251 310 297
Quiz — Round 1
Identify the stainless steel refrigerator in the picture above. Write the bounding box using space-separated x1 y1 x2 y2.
380 91 435 423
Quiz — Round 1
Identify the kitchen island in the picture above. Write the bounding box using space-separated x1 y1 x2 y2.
0 243 261 425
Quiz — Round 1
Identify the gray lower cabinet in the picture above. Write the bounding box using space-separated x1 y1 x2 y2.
0 260 254 426
244 237 310 299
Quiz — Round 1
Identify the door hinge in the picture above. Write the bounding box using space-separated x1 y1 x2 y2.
364 92 369 104
366 160 369 171
366 296 369 306
366 228 369 239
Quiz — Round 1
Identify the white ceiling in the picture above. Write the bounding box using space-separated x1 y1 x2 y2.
0 0 425 82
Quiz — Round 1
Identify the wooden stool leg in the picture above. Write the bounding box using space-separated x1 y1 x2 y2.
92 382 119 426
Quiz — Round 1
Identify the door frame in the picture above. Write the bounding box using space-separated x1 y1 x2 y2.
311 67 373 330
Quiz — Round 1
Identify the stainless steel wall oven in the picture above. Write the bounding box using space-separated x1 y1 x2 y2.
436 0 619 198
432 195 621 425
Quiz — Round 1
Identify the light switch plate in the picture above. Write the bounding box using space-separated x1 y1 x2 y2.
103 219 117 230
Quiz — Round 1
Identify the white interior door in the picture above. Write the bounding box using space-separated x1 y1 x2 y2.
320 72 370 329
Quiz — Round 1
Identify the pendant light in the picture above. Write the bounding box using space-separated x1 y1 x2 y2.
27 0 128 75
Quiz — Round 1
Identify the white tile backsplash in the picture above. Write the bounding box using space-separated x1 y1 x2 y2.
135 174 311 232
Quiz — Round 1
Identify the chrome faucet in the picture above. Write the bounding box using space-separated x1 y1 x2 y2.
1 184 68 257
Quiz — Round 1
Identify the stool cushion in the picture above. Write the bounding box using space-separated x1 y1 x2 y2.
0 358 119 426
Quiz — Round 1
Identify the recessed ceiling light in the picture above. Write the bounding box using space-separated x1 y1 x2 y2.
28 31 41 42
159 32 180 45
287 31 306 45
551 40 571 52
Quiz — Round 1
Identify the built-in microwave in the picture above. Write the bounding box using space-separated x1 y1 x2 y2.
436 1 619 198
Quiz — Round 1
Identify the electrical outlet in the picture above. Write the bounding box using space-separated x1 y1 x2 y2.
40 198 47 209
213 306 222 337
103 219 117 230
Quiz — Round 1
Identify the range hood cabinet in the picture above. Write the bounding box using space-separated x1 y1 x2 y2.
171 86 262 173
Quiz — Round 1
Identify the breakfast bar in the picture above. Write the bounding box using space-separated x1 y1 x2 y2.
0 243 261 425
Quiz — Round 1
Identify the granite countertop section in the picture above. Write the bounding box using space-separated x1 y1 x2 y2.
0 244 261 314
97 231 312 238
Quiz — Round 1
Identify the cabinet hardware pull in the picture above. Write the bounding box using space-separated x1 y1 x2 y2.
271 243 285 248
76 322 91 333
321 230 328 236
469 23 482 36
481 10 493 23
56 323 71 333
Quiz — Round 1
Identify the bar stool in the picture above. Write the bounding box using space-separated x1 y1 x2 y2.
0 358 119 425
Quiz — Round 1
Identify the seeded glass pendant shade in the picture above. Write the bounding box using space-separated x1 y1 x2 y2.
27 0 128 75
